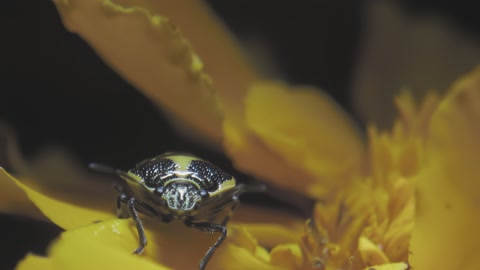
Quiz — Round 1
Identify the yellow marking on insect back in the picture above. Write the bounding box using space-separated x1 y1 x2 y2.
122 171 144 184
208 178 236 197
166 154 202 170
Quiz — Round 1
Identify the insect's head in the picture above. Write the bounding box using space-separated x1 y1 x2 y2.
159 181 204 211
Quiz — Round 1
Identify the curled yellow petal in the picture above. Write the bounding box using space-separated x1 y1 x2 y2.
224 80 364 198
246 82 364 178
53 0 223 142
410 66 480 269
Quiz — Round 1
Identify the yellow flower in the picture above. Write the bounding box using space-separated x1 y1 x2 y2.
1 0 479 270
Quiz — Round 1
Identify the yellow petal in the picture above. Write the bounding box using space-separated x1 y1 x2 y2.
0 169 46 220
213 226 288 270
358 236 389 266
1 124 119 227
362 262 408 270
224 81 364 198
17 219 170 270
11 173 115 230
246 82 364 178
216 244 285 270
410 67 480 269
0 125 45 219
16 255 52 270
235 223 300 247
2 149 115 229
53 0 223 142
53 0 259 144
270 243 303 269
18 217 244 270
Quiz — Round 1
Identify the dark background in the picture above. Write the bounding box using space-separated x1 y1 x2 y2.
0 1 479 269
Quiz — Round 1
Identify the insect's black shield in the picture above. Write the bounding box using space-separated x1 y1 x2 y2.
187 159 233 192
130 157 178 188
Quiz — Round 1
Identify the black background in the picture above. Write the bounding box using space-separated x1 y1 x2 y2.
0 1 479 269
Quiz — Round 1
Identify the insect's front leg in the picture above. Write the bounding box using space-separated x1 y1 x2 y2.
184 220 227 270
115 190 148 255
125 197 149 254
117 193 173 255
114 183 130 218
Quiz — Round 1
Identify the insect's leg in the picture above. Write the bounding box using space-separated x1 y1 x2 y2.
115 192 130 218
184 220 227 270
114 182 129 218
126 197 147 254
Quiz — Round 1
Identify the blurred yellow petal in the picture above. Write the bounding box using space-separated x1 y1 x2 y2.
224 81 364 198
367 91 439 186
410 67 480 269
53 0 221 142
213 225 289 270
270 243 303 269
17 255 52 270
0 126 119 228
216 244 285 270
362 262 408 270
10 170 114 230
358 236 389 266
236 223 300 247
18 217 253 270
17 219 170 270
53 0 259 144
246 82 363 178
0 168 46 220
0 125 46 219
233 204 304 231
382 179 414 262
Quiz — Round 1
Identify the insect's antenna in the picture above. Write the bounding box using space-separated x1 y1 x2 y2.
232 183 267 198
245 183 267 193
89 163 118 175
89 163 136 182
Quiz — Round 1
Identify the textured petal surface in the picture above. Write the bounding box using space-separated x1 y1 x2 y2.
53 0 258 143
410 67 480 269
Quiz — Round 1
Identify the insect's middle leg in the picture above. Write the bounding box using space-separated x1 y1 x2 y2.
184 220 227 270
126 197 148 255
116 193 148 254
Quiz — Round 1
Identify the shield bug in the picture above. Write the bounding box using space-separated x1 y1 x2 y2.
90 153 264 270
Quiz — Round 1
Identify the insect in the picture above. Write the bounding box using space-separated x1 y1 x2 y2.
90 153 263 270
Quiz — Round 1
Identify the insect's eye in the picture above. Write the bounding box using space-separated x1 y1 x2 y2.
207 183 219 192
154 187 165 195
199 190 209 199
